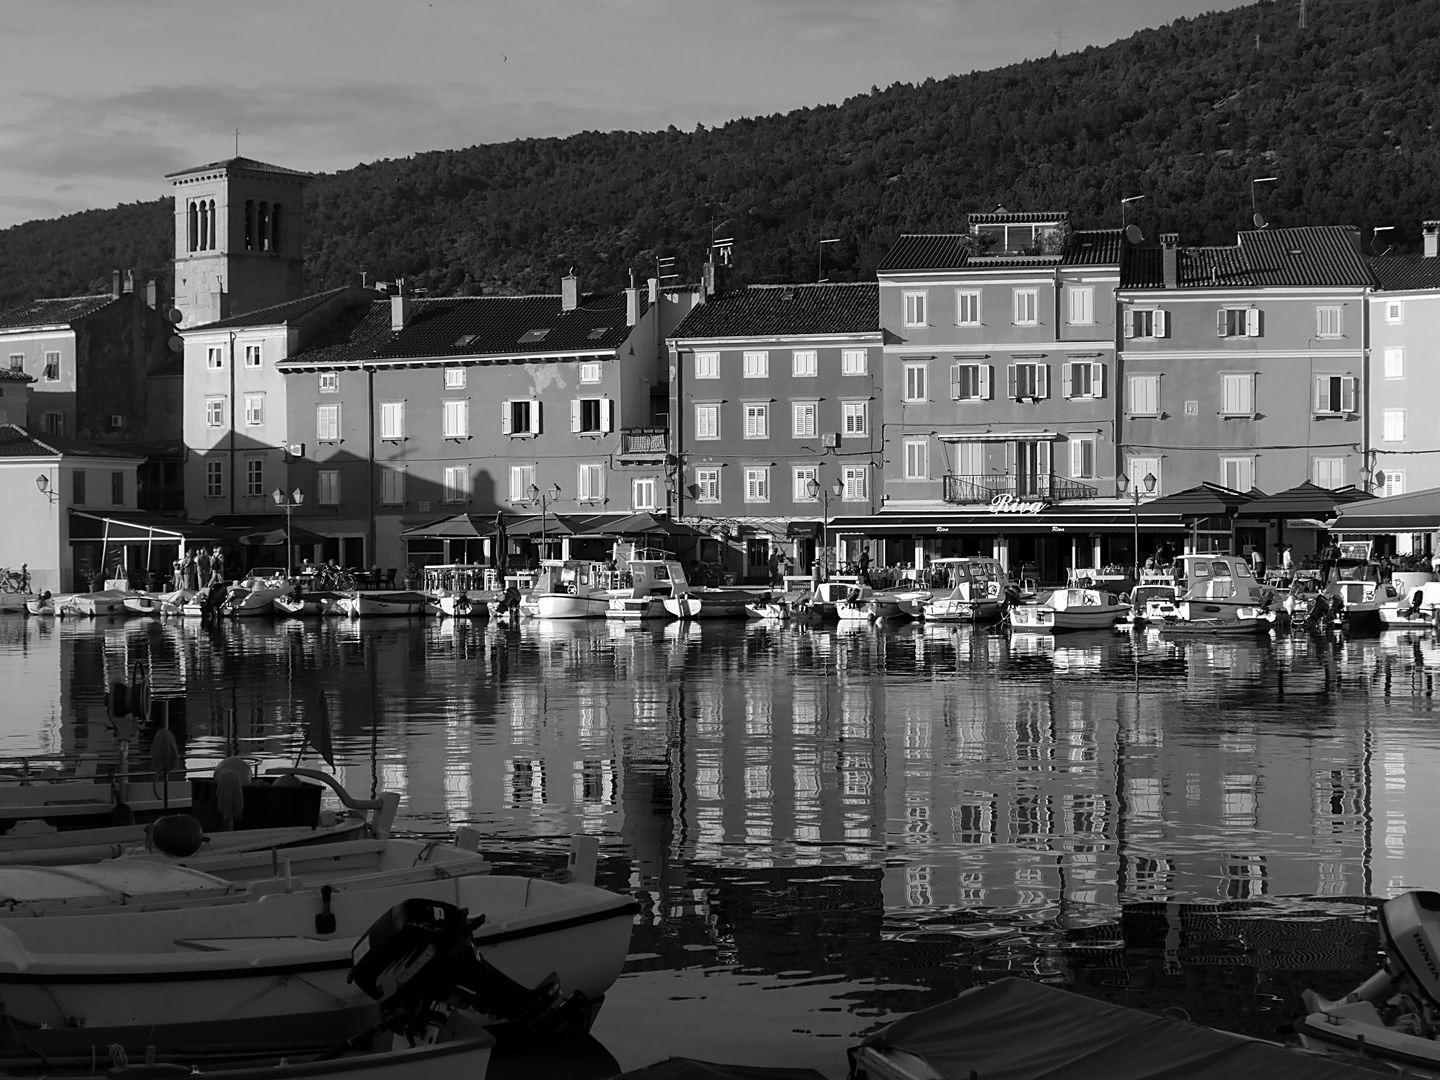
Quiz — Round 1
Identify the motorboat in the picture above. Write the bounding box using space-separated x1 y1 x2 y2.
1009 587 1126 633
1381 580 1440 629
340 591 434 618
606 552 687 621
920 557 1009 622
23 597 54 616
434 591 489 618
485 570 538 619
1320 557 1391 629
663 585 752 620
808 575 868 620
524 560 617 619
1157 611 1279 636
156 589 197 615
274 591 348 616
1116 580 1181 631
1296 889 1440 1075
53 590 129 617
745 585 821 623
222 568 293 617
838 588 915 623
122 591 162 616
1163 553 1276 621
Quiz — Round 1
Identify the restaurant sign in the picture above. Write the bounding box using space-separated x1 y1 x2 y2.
988 493 1049 515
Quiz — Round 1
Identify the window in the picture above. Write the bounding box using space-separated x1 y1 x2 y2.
742 351 769 378
1217 308 1261 337
956 290 981 326
1068 287 1094 326
506 465 533 503
1068 437 1096 480
1127 456 1161 495
205 397 225 427
243 344 262 368
1220 373 1254 417
578 362 602 384
792 401 817 438
792 350 817 377
694 352 719 379
842 466 868 501
792 466 818 502
1063 362 1103 399
571 397 613 434
206 347 223 371
1127 374 1160 417
632 476 660 510
743 467 769 503
903 291 927 327
903 362 927 402
1012 289 1038 326
1383 409 1406 442
1385 300 1404 324
246 458 264 497
6 353 22 373
577 463 605 503
1125 308 1166 339
694 403 720 440
950 363 990 401
1008 362 1049 400
442 367 466 390
318 372 338 393
1313 457 1345 490
71 470 85 505
243 393 264 426
43 352 60 381
842 400 868 436
41 412 64 437
206 460 223 498
743 403 769 439
1221 456 1254 492
1382 470 1406 497
955 441 984 476
316 404 340 441
502 399 541 436
380 468 405 506
317 470 341 506
1316 306 1343 338
696 467 721 503
841 349 867 376
1313 375 1358 416
904 437 928 480
1384 347 1405 379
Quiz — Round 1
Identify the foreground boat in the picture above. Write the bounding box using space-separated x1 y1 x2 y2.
222 568 293 617
274 591 347 616
53 590 129 617
23 598 54 616
122 592 162 616
1380 580 1440 629
920 557 1009 622
1156 611 1279 636
606 553 686 621
1009 587 1125 633
340 591 435 618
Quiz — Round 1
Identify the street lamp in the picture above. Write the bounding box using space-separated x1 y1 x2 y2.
1116 471 1156 580
272 487 304 572
35 474 57 503
530 482 561 557
806 477 845 575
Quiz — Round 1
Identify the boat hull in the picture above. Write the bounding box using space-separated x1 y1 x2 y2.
1011 606 1124 633
663 594 750 620
922 598 1001 622
533 593 609 619
342 593 433 618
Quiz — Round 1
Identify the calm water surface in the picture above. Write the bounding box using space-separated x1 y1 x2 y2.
4 613 1440 1076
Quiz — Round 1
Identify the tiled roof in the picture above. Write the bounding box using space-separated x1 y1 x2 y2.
1372 254 1440 291
281 290 650 366
1062 229 1123 267
190 287 355 331
1125 226 1375 290
165 156 311 179
669 283 878 339
877 235 975 272
0 424 142 459
0 295 118 331
0 369 34 383
967 210 1070 225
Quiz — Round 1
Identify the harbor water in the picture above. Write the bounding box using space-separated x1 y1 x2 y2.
2 613 1438 1076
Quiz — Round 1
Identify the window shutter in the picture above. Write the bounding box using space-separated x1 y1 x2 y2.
1154 310 1167 338
1246 309 1261 337
980 365 992 400
1314 376 1329 412
1007 364 1017 399
1217 310 1228 337
1123 312 1135 338
1038 441 1051 478
1069 438 1084 478
570 399 582 433
1091 363 1105 399
1341 376 1357 414
500 400 512 434
533 401 542 434
1036 364 1049 399
950 363 961 400
602 398 614 433
1061 363 1073 399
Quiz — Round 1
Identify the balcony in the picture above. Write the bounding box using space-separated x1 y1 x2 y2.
943 473 1098 505
619 426 668 462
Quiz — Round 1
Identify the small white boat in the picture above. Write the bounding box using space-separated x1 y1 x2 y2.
435 591 489 618
525 560 616 619
340 591 434 618
1157 611 1278 636
1381 580 1440 629
808 576 868 620
1009 587 1126 633
222 568 293 616
156 589 197 616
53 590 129 617
274 591 347 617
607 553 687 621
122 592 161 616
664 585 753 620
745 587 821 623
920 557 1009 622
1115 580 1182 631
23 599 55 617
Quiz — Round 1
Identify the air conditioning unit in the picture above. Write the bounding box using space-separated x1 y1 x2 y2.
822 432 840 449
287 443 305 458
108 414 125 430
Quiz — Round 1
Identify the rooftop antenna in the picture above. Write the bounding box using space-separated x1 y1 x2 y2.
1120 195 1146 244
818 237 840 282
1371 225 1395 257
234 128 241 157
1251 176 1278 228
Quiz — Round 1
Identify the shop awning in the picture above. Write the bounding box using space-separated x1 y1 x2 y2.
504 513 601 538
826 507 1187 535
786 522 822 538
67 511 231 543
1134 482 1257 518
398 514 496 538
1235 481 1373 520
1329 486 1440 533
582 512 709 537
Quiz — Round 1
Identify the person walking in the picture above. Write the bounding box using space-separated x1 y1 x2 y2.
856 546 872 586
1319 539 1341 586
1281 544 1295 573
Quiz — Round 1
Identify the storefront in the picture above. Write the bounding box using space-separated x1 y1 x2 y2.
68 512 232 591
1330 486 1440 561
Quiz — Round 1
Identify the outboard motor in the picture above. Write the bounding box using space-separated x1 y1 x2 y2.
348 898 589 1045
1305 891 1440 1031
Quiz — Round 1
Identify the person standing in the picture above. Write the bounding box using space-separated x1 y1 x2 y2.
1249 545 1264 578
1281 545 1295 573
856 546 872 586
182 551 198 591
1319 539 1341 586
209 547 225 586
196 548 212 590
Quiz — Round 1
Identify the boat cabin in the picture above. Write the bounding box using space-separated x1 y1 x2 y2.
929 557 1007 598
619 550 690 597
531 559 622 595
1172 554 1268 603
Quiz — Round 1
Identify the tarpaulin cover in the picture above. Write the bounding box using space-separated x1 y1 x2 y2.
615 1060 826 1080
853 978 1371 1079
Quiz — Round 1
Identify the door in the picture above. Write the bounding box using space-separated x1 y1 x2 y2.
1013 441 1051 498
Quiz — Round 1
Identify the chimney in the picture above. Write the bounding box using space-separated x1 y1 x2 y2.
390 279 410 331
1425 221 1440 258
145 278 158 309
648 276 659 303
111 270 122 298
1160 233 1179 289
123 269 134 294
625 287 641 327
561 272 579 312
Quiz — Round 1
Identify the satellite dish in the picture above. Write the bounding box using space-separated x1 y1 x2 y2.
1124 224 1143 245
167 308 184 325
168 335 184 353
1252 212 1268 228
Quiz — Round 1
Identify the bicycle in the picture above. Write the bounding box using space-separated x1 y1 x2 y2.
0 565 29 594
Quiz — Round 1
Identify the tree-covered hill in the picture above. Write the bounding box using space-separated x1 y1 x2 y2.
3 0 1437 309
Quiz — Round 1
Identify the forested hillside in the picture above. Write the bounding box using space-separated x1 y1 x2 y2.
3 0 1437 308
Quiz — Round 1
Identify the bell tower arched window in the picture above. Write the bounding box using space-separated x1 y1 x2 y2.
244 200 255 250
271 204 282 253
207 199 217 249
188 201 198 252
198 201 209 251
258 201 270 252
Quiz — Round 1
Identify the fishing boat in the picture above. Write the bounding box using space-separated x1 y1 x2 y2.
1009 587 1126 633
1115 580 1181 631
340 591 433 618
1318 550 1390 629
1296 889 1440 1075
808 576 869 620
521 560 618 619
222 568 292 617
663 586 752 620
274 591 347 616
1381 580 1440 629
606 552 688 621
920 557 1009 622
1165 553 1277 622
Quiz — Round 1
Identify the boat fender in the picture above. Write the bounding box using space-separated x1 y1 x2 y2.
315 884 337 935
147 814 206 857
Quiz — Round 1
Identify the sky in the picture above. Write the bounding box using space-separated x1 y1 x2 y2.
0 0 1253 230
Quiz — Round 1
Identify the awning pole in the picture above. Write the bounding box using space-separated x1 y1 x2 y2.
100 518 110 586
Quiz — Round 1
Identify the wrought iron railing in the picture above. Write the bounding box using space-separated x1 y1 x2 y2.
942 473 1099 504
620 427 668 455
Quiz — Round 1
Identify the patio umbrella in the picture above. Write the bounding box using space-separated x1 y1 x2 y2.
504 514 595 538
1329 485 1440 534
237 520 328 546
587 512 708 537
1135 482 1258 518
398 514 495 538
1235 482 1373 520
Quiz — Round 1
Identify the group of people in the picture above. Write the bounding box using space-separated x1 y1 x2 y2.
171 548 226 591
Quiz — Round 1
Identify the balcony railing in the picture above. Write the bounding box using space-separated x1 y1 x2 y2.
620 427 668 456
943 473 1099 505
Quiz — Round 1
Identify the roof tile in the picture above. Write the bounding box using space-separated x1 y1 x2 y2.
191 287 356 330
1125 226 1375 289
0 295 118 331
165 156 311 179
1372 254 1440 291
0 424 142 458
669 283 878 339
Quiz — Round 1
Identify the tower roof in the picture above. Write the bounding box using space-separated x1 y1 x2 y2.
165 157 311 181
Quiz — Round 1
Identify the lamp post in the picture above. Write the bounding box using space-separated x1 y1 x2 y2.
806 477 845 575
35 474 57 503
272 487 304 572
1116 471 1156 581
530 482 561 558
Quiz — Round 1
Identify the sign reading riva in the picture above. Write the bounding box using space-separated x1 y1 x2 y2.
988 493 1049 515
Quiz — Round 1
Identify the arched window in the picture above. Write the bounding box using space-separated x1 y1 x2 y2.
244 200 254 250
207 199 217 249
198 201 209 251
258 201 269 252
188 201 198 252
271 204 282 253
